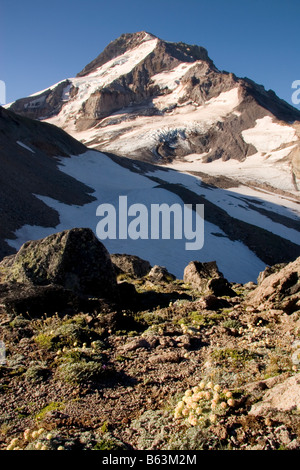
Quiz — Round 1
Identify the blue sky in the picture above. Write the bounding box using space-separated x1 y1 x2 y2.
1 0 299 109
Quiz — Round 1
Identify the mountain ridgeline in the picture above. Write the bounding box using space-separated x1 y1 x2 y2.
8 31 300 173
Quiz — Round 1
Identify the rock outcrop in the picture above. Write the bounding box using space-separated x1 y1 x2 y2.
147 265 176 283
248 256 300 313
257 263 288 285
183 261 236 297
0 283 80 316
249 373 300 416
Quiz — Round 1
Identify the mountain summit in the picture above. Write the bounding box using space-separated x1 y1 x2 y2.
8 31 300 194
76 31 213 78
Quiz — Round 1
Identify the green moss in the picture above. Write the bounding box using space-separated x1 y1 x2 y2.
179 311 224 328
9 316 30 329
34 332 55 350
55 346 109 384
221 308 233 315
117 273 131 282
14 405 29 419
115 355 127 362
64 315 87 327
93 434 127 451
34 322 96 351
211 348 257 364
9 366 26 377
264 353 293 378
56 361 104 384
222 319 242 330
140 311 166 326
35 402 65 421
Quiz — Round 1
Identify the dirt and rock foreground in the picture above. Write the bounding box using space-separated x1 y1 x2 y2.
0 228 299 451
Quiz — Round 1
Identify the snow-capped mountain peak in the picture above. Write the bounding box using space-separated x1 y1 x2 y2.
7 31 300 195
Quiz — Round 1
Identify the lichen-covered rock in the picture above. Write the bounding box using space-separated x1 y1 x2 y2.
111 253 152 278
0 228 117 299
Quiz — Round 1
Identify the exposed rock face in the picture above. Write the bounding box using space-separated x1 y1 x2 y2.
257 263 288 285
6 80 72 121
0 106 93 261
248 256 300 313
0 228 117 299
111 253 152 278
249 374 300 416
183 261 236 296
76 32 213 78
184 261 222 284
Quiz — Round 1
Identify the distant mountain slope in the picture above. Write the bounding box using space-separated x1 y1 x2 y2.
7 31 300 194
0 106 95 259
3 137 300 282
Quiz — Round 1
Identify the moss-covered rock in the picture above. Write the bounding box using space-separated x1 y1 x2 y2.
0 228 118 299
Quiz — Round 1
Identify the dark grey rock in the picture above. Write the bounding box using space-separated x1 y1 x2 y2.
0 228 117 299
0 283 81 317
111 253 152 278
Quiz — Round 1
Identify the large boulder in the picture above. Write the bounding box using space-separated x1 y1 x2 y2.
111 253 152 278
248 256 300 313
183 261 236 297
0 228 117 299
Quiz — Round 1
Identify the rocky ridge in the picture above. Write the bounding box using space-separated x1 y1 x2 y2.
0 228 299 451
0 106 94 260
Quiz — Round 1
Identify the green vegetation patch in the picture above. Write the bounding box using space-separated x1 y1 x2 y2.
35 402 65 421
34 322 98 351
55 347 110 384
211 348 257 364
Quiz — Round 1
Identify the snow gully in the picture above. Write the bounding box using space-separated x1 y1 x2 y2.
96 196 204 250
